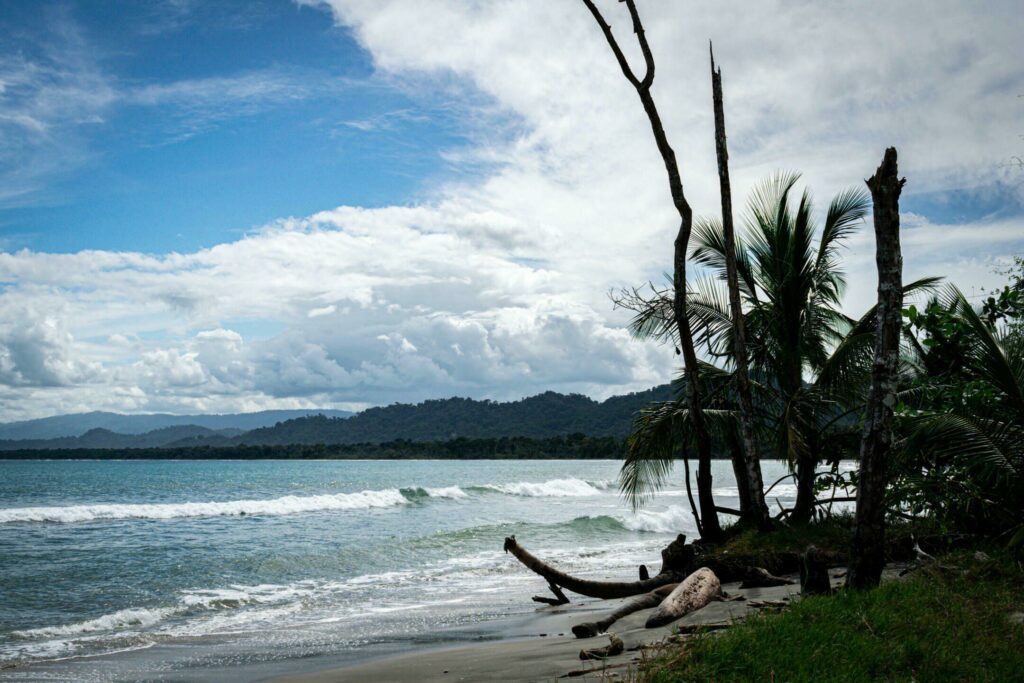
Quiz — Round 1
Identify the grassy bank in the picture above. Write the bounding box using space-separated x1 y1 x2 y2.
643 551 1024 682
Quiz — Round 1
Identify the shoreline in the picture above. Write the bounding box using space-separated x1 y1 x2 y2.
271 572 841 683
2 573 823 682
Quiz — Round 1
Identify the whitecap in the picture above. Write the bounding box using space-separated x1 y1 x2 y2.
0 489 410 524
621 505 697 534
477 478 605 497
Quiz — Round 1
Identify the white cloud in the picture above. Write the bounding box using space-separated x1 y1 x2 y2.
1 0 1023 419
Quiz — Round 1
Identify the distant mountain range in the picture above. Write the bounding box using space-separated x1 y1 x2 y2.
0 385 676 451
0 409 354 440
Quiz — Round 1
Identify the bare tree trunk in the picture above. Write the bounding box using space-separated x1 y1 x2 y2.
847 148 905 589
710 45 772 531
681 446 703 537
792 450 817 525
582 0 722 542
728 436 752 517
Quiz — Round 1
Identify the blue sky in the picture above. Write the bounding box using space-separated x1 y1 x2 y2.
0 0 1021 420
0 0 480 253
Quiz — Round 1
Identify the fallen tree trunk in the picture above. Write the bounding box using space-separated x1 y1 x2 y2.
645 567 721 628
572 583 679 638
504 536 680 599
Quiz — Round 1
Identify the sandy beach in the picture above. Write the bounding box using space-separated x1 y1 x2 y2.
275 570 850 683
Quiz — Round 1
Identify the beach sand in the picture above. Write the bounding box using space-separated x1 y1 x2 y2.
274 570 850 683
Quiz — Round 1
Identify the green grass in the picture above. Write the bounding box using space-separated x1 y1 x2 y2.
644 552 1024 682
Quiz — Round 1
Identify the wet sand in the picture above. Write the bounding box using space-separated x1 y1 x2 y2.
274 571 848 683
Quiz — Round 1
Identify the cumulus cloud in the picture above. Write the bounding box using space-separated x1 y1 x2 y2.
1 0 1023 419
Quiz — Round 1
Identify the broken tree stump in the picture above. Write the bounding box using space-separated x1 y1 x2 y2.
645 567 721 628
659 534 696 574
800 545 832 595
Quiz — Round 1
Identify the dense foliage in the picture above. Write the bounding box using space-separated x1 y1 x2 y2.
896 281 1024 546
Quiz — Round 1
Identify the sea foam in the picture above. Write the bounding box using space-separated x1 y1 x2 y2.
0 489 412 524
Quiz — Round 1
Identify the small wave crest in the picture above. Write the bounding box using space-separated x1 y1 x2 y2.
10 607 174 640
399 486 468 500
622 505 696 533
471 478 606 497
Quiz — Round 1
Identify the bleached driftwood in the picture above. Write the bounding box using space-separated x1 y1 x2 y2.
645 567 721 628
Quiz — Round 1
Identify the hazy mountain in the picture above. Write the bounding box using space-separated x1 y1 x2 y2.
0 425 246 451
0 410 353 440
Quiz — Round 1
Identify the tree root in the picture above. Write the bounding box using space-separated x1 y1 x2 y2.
532 581 570 606
579 633 624 660
738 566 794 589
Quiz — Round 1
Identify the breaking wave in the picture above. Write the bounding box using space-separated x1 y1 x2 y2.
470 478 609 497
0 478 617 525
0 489 419 524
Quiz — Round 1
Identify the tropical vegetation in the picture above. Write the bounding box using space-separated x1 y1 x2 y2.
618 174 1023 549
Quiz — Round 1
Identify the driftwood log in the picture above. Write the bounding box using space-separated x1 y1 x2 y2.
504 536 679 599
579 633 624 660
645 567 721 628
572 583 678 638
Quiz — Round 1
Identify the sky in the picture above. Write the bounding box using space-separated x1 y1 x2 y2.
0 0 1022 421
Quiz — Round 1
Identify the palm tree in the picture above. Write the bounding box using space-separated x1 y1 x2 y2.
693 172 871 522
620 172 937 524
898 288 1024 546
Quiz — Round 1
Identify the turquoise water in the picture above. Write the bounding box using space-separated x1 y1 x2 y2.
0 459 812 680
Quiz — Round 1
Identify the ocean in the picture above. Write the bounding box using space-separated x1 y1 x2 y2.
0 459 839 681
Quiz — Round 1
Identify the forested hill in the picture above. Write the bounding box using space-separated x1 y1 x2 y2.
0 385 678 451
234 384 676 446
